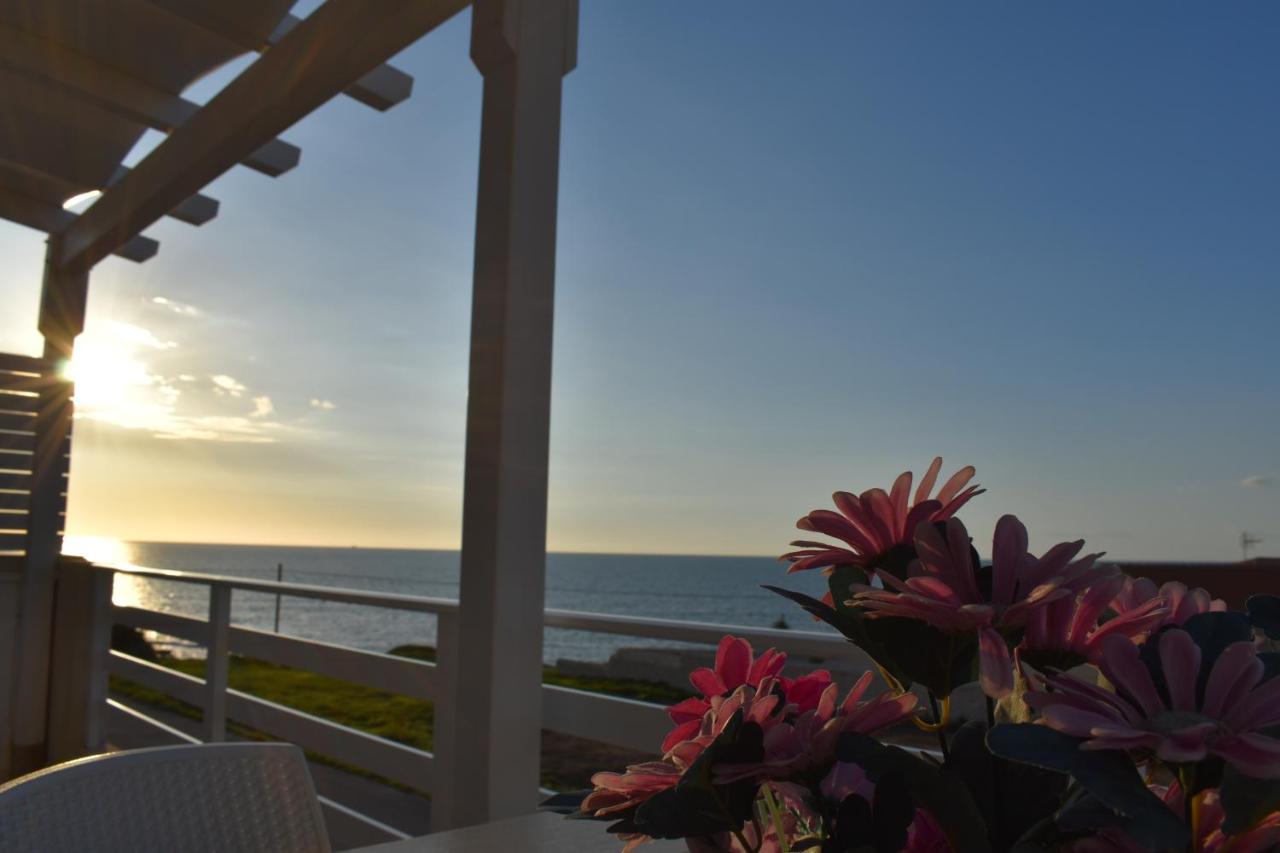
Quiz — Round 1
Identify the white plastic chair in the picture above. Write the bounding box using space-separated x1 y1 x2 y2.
0 742 331 852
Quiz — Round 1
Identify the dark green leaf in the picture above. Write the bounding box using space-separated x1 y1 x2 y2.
1219 764 1280 835
986 725 1188 850
1248 594 1280 642
948 722 1067 848
836 732 992 853
870 772 915 853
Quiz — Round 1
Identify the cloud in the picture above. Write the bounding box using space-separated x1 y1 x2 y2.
106 320 177 350
1241 475 1275 488
152 296 200 317
211 375 246 398
250 396 274 418
310 398 336 411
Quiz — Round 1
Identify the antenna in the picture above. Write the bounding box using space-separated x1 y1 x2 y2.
1241 531 1262 560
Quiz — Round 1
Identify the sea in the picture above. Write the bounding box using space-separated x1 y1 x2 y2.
66 538 835 665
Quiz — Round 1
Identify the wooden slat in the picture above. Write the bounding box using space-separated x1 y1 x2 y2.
225 690 433 793
0 472 32 490
55 0 468 274
0 511 28 532
0 433 35 453
108 651 433 792
0 393 39 413
0 532 27 553
111 606 438 701
113 607 208 645
542 685 668 754
0 493 30 511
0 185 159 262
0 412 36 432
0 449 33 469
0 353 45 375
228 626 438 702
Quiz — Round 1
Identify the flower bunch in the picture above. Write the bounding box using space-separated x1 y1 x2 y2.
583 461 1280 851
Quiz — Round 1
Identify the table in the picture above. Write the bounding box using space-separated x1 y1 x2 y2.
357 811 686 852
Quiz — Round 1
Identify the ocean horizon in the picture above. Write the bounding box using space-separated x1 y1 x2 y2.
67 537 835 665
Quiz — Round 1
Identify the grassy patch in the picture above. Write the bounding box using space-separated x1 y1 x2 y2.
111 646 679 791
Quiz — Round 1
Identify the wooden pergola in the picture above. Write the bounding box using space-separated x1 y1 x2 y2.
0 0 577 828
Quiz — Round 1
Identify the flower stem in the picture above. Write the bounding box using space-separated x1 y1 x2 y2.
928 691 950 761
985 695 1004 850
762 785 791 853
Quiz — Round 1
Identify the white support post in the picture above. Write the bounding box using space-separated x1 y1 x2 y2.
46 559 114 763
429 610 460 830
202 585 231 742
449 0 578 829
7 236 82 777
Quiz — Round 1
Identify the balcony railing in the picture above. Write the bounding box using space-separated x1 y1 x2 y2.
54 558 857 845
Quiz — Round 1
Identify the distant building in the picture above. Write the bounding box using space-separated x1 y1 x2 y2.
1113 558 1280 610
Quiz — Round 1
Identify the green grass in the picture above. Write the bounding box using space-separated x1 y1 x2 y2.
110 644 683 791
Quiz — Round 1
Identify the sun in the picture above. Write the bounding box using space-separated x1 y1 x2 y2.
58 322 179 431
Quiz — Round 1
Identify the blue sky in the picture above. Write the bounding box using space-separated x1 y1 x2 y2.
1 3 1277 559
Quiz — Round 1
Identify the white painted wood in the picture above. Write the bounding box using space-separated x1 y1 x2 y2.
544 609 850 660
107 651 435 792
451 0 578 828
54 0 469 275
266 14 414 112
108 566 460 614
541 685 669 754
427 611 459 830
113 607 438 702
45 560 113 762
0 574 19 780
8 344 70 776
0 187 159 262
112 606 208 645
0 22 298 180
106 698 199 745
202 585 231 742
354 810 687 852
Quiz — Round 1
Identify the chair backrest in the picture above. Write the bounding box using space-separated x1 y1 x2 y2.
0 742 331 853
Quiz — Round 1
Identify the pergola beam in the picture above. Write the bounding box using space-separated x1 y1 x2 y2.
53 0 468 276
268 14 415 111
108 167 219 226
142 2 416 112
0 187 157 263
0 23 300 179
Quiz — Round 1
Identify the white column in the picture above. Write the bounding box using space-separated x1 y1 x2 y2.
447 0 577 829
7 236 83 777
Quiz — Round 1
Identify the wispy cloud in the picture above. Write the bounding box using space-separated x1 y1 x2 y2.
211 375 247 398
69 321 304 444
152 296 200 317
1241 475 1275 488
310 398 337 411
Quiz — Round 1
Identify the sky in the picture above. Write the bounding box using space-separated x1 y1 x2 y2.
1 3 1277 560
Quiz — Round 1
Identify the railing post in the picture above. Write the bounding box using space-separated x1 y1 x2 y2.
46 558 114 763
202 585 231 742
430 610 460 831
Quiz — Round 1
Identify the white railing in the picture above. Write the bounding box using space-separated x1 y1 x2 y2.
62 560 855 843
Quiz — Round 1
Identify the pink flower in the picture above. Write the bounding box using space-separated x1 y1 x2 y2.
1029 631 1280 778
781 457 983 574
851 515 1108 698
714 671 919 782
663 636 788 752
1021 573 1169 665
1112 577 1227 629
582 762 684 818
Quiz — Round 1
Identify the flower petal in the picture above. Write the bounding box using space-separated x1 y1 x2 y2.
979 627 1014 698
1158 629 1201 712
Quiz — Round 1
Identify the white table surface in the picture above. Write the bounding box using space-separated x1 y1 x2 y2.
356 811 686 852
